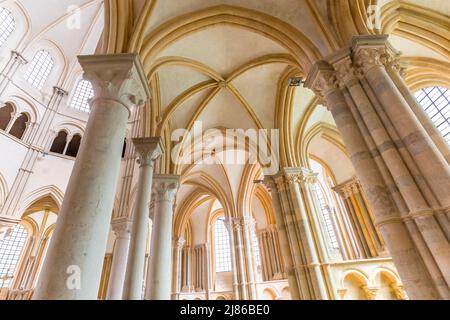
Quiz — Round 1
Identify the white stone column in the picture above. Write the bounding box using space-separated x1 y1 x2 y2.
33 54 150 300
145 175 179 300
122 137 163 300
171 237 185 299
106 219 132 300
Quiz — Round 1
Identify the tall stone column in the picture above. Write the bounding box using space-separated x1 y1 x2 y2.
108 107 141 299
387 61 450 163
263 176 301 300
122 137 163 300
334 178 385 258
352 36 450 210
346 37 448 296
171 237 185 299
33 54 150 300
305 46 448 299
145 175 179 300
285 168 329 300
113 106 143 222
180 245 193 292
264 168 329 300
193 244 207 292
106 219 132 300
228 216 257 300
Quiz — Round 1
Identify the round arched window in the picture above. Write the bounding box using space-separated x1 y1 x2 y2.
0 7 15 47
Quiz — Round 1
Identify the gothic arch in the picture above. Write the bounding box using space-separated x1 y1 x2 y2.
101 0 135 54
139 5 322 72
173 189 213 240
19 185 64 218
252 184 276 226
301 121 347 169
328 0 374 47
380 1 449 58
402 57 450 91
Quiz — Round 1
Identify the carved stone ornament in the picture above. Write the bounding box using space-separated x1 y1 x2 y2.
133 137 164 167
304 61 339 98
152 175 180 203
78 53 151 114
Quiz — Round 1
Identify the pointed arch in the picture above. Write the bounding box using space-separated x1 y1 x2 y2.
19 185 64 218
139 5 322 74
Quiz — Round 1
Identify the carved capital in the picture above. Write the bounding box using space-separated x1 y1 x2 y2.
352 35 401 74
77 53 150 114
111 219 132 238
333 177 361 198
229 217 242 232
152 174 180 203
304 61 338 98
133 137 164 167
283 167 318 185
333 58 364 88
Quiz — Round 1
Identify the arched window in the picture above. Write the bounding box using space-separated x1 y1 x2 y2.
24 50 54 90
0 7 15 47
70 79 94 113
213 217 232 272
314 183 340 251
415 86 450 144
9 112 28 140
65 134 82 157
0 103 14 130
50 130 67 154
0 224 28 288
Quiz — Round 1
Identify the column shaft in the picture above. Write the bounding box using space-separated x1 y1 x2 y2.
33 54 150 300
107 220 132 300
145 175 179 300
305 57 444 299
122 137 163 300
